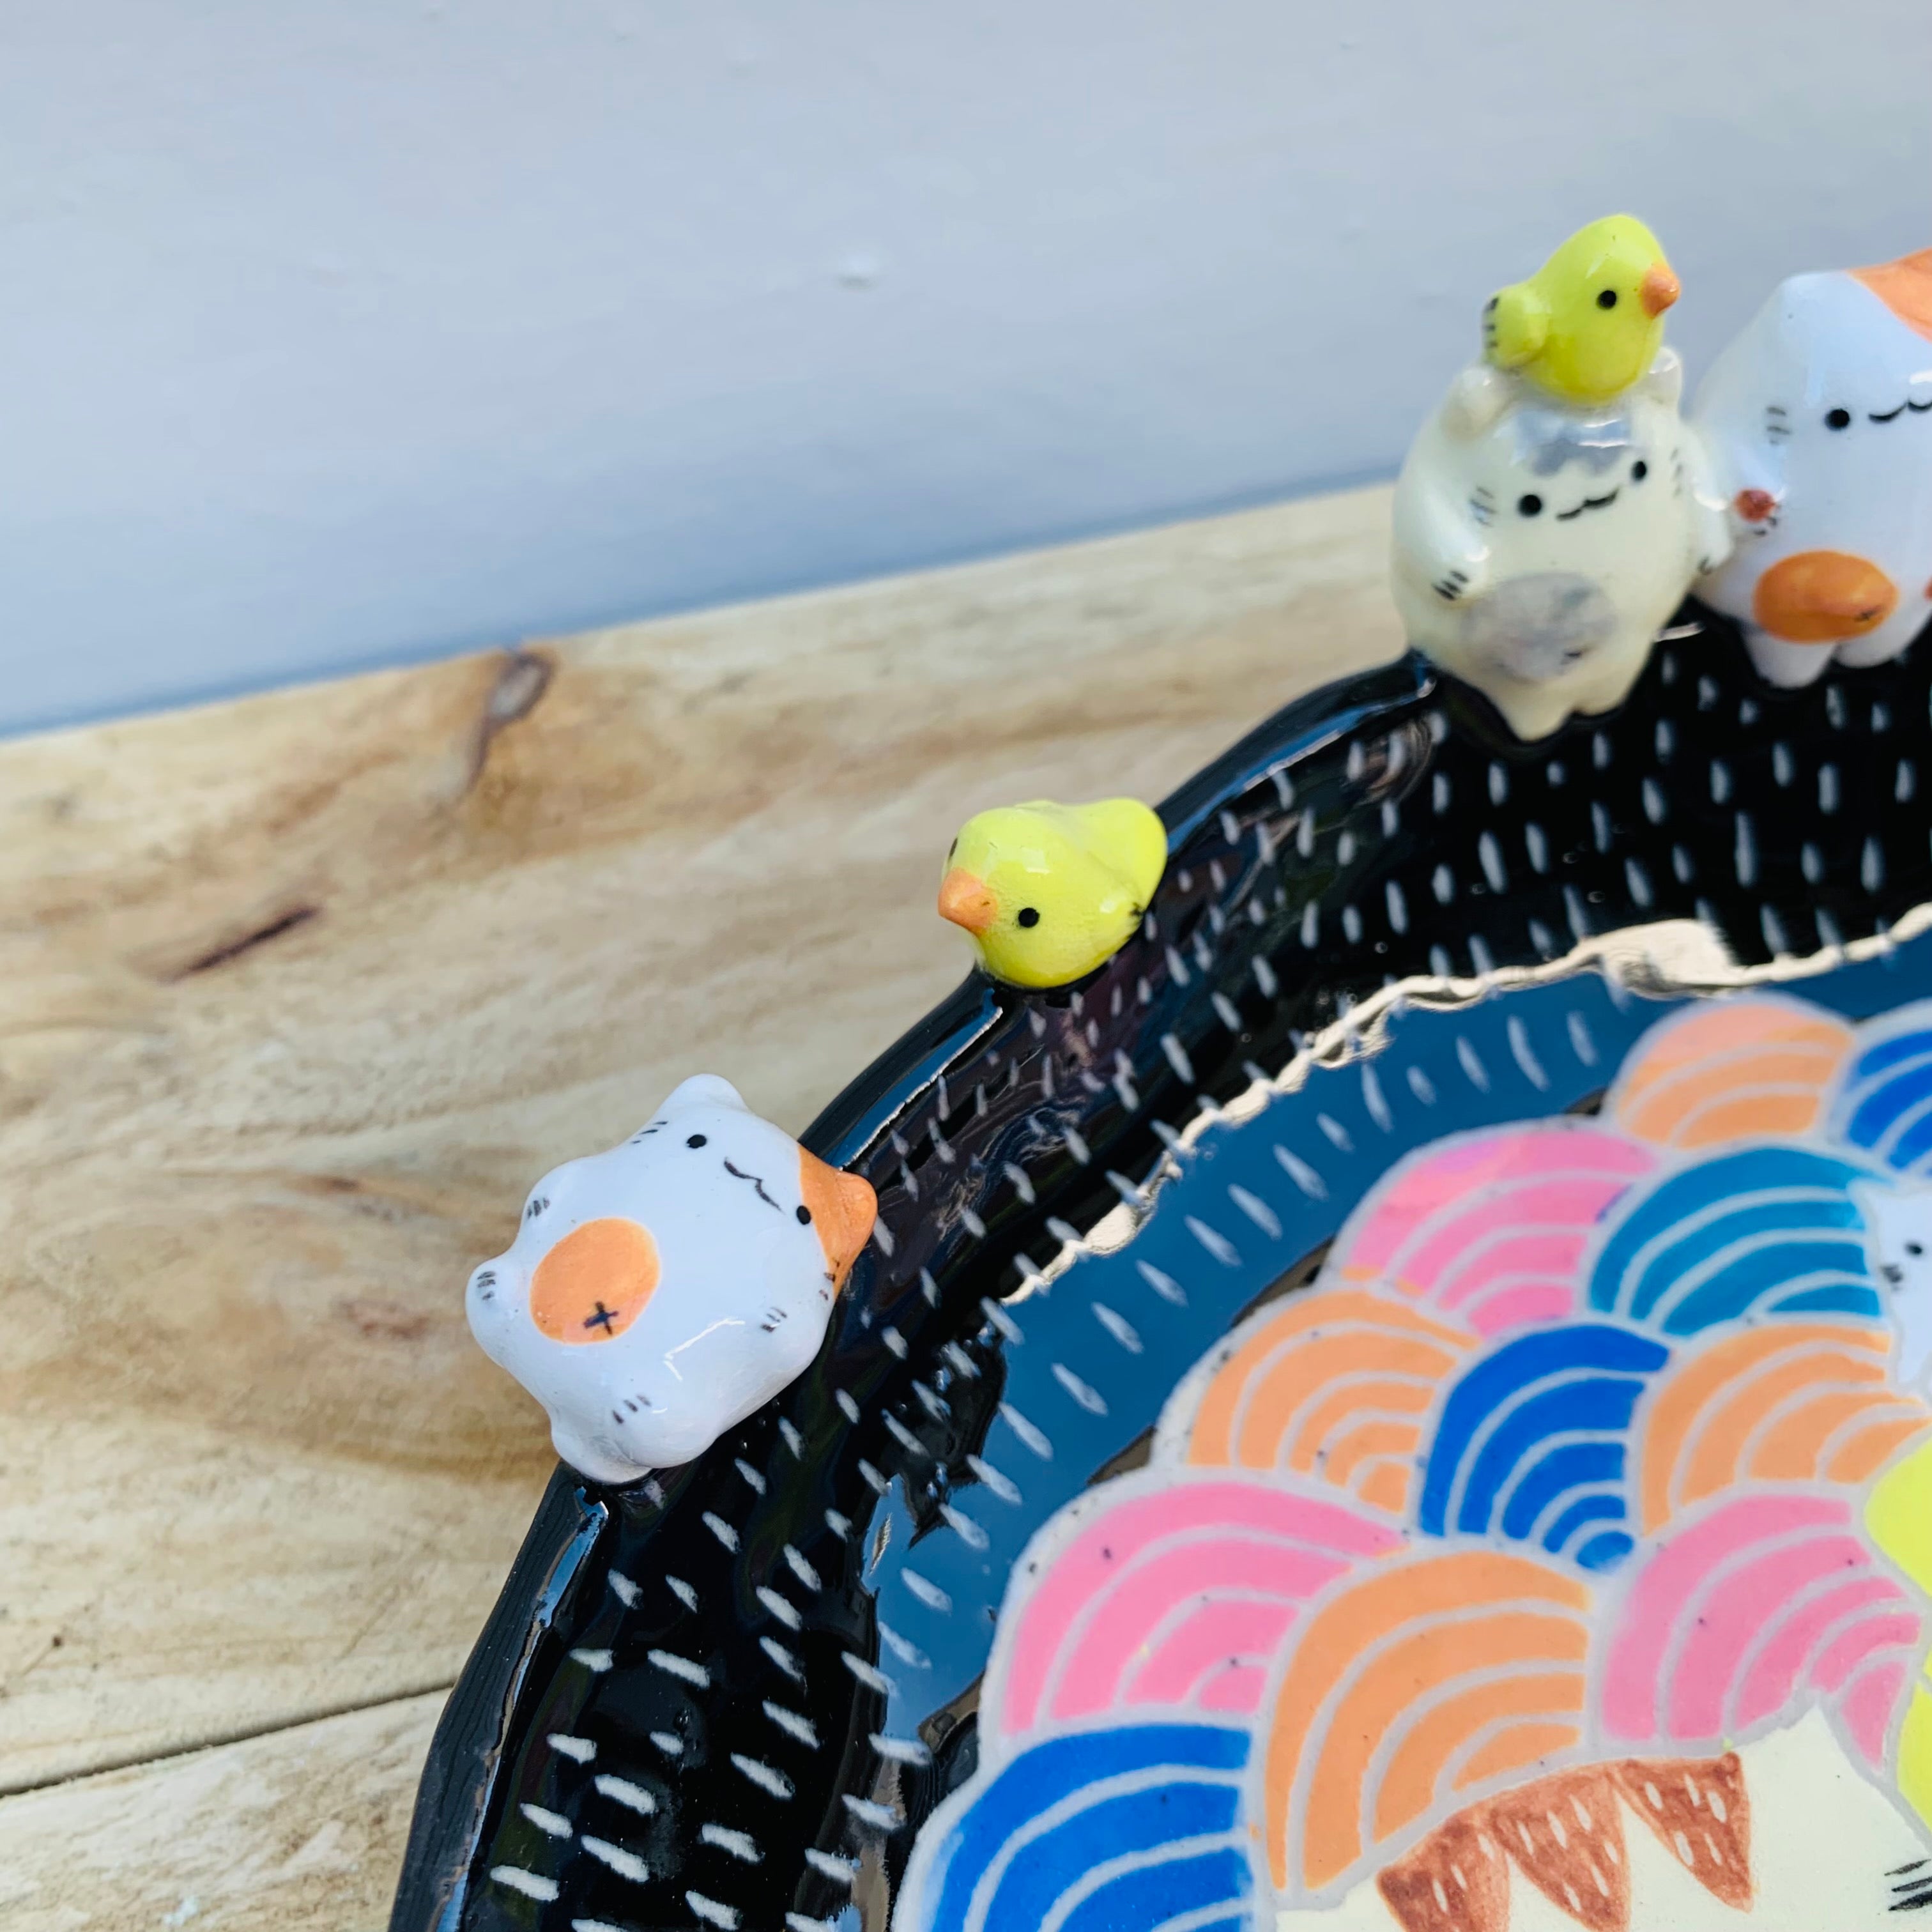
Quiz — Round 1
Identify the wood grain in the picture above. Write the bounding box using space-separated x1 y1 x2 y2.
0 484 1400 1913
0 1694 441 1930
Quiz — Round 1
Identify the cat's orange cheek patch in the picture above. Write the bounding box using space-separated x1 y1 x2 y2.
530 1217 661 1343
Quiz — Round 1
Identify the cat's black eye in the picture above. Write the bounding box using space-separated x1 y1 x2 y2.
686 1133 708 1147
1517 494 1543 517
1826 408 1851 430
1909 1241 1925 1257
1596 289 1617 309
1016 907 1041 927
796 1204 813 1225
1630 459 1648 482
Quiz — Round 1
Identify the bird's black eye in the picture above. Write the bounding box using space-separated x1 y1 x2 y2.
686 1133 707 1148
1517 494 1543 517
1910 1241 1926 1257
1016 907 1040 927
1826 408 1851 430
1597 288 1618 309
1631 459 1648 482
796 1204 813 1225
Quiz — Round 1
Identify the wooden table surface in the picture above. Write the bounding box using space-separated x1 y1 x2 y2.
0 483 1401 1928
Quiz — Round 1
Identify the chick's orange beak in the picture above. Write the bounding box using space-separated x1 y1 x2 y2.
939 868 997 935
1640 261 1680 318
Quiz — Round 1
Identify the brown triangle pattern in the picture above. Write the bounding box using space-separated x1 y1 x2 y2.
1376 1754 1752 1932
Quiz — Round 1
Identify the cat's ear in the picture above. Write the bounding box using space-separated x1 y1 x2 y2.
1849 1177 1889 1230
1441 364 1514 440
662 1073 748 1115
1637 345 1683 410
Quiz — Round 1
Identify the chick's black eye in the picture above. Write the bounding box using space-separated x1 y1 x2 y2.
686 1133 707 1148
1909 1241 1925 1257
796 1204 813 1225
1826 408 1851 430
1016 907 1040 927
1630 459 1648 482
1597 288 1618 309
1517 494 1543 517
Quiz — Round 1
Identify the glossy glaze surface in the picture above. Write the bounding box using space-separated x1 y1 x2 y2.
390 602 1932 1931
1695 250 1932 688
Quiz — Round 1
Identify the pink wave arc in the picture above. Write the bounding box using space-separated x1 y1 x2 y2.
1330 1124 1655 1337
988 1477 1401 1744
1602 1489 1924 1769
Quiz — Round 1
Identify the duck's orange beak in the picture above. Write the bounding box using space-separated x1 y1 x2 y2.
1640 261 1680 317
938 868 997 935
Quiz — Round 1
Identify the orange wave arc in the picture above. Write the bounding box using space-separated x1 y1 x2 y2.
1637 1322 1931 1531
1262 1548 1592 1899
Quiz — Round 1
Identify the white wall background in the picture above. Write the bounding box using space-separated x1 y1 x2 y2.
1 2 1927 734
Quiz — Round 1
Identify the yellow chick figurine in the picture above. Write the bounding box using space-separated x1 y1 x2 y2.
1483 214 1680 404
937 797 1167 989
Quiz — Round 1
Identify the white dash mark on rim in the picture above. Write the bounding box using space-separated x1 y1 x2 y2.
1137 1260 1187 1304
878 1621 931 1669
1407 1065 1437 1104
491 1867 559 1901
608 1572 640 1608
648 1648 710 1687
807 1847 858 1884
843 1794 903 1829
824 1508 852 1539
735 1457 767 1494
1820 763 1839 813
786 1916 837 1932
871 1733 933 1765
688 1892 740 1929
1252 954 1278 997
965 1453 1020 1504
1506 1016 1549 1091
1212 991 1243 1032
1386 880 1408 933
1526 821 1549 871
651 1729 684 1755
1228 1185 1281 1238
843 1652 897 1695
903 1570 954 1612
1273 1146 1327 1199
756 1586 801 1630
1317 1113 1353 1151
702 1512 740 1552
1000 1401 1054 1459
1052 1363 1109 1413
761 1636 805 1682
1362 1064 1393 1131
1457 1036 1491 1092
1735 813 1757 886
730 1756 793 1801
980 1296 1023 1343
548 1733 595 1764
1567 1012 1598 1067
1184 1216 1241 1266
1300 901 1319 947
667 1575 699 1612
763 1699 820 1747
940 1502 990 1549
582 1836 649 1882
594 1775 657 1814
1479 831 1507 892
571 1648 613 1671
1625 857 1653 908
783 1544 821 1591
779 1418 806 1460
1161 1032 1194 1082
1092 1301 1144 1350
521 1803 572 1838
836 1390 862 1425
1433 863 1454 905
